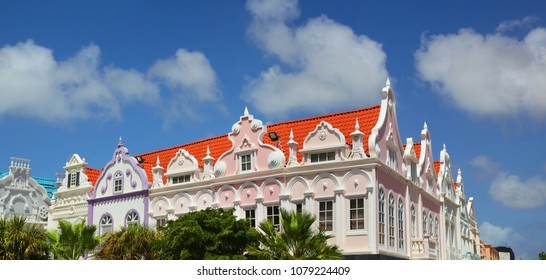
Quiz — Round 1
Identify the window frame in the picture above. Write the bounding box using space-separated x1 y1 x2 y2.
240 153 252 172
245 208 256 228
388 193 395 247
318 200 334 232
125 210 139 226
348 197 365 231
114 170 123 193
100 214 113 235
266 205 280 231
378 187 385 245
310 151 336 163
398 197 405 249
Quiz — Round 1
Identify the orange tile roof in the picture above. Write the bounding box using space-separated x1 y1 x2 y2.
414 142 422 159
86 167 101 186
135 105 381 183
434 160 441 175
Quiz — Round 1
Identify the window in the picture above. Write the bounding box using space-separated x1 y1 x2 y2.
378 188 385 245
398 198 405 249
126 210 139 226
411 205 416 238
349 198 365 230
100 214 113 234
434 217 439 238
388 194 395 247
410 163 417 184
241 154 252 172
114 171 123 192
310 152 335 163
245 209 256 228
319 200 333 231
68 171 79 188
266 205 280 230
429 214 433 237
388 148 397 168
295 203 303 214
172 174 191 184
423 211 428 236
156 218 167 228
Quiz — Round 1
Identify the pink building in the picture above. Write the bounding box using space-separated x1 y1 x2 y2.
72 80 479 259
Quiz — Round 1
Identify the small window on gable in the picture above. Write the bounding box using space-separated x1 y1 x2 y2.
241 154 252 172
114 171 123 192
310 151 335 163
410 163 417 184
68 171 79 188
172 174 191 184
388 148 397 169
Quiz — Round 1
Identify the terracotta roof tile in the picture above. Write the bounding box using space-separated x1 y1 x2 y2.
414 143 422 159
135 105 381 183
434 161 441 175
85 167 101 186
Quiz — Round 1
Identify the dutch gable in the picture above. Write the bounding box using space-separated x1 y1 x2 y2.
214 108 285 177
300 121 347 164
368 79 404 172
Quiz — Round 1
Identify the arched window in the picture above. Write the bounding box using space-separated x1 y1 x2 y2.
434 217 439 238
429 214 433 237
411 205 416 238
378 188 385 245
388 193 395 247
422 211 428 236
126 210 139 226
100 214 113 234
398 198 404 249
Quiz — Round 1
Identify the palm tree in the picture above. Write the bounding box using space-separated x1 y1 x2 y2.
95 224 162 260
247 209 343 260
0 216 50 260
47 219 100 260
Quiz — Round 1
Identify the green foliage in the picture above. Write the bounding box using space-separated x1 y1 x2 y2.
47 219 100 260
95 224 162 260
247 209 343 260
0 216 50 260
159 207 258 260
539 251 546 260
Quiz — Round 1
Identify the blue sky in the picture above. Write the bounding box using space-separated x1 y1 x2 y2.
1 0 545 259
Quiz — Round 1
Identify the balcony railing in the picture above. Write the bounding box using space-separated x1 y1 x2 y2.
411 236 438 259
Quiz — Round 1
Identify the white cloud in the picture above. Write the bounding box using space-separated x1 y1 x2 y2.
489 172 546 208
496 16 538 33
148 49 220 102
244 0 388 119
415 27 546 118
0 41 222 126
479 222 517 247
0 40 160 122
469 155 500 179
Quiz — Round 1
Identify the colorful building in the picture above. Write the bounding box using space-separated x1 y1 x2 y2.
60 80 480 259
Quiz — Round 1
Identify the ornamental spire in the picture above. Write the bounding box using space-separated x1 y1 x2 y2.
244 107 249 116
386 77 391 87
155 156 160 166
355 118 360 130
118 136 123 147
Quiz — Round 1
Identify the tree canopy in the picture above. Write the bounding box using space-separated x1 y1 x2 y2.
95 224 162 260
47 219 100 260
0 216 50 260
247 209 343 260
159 207 258 260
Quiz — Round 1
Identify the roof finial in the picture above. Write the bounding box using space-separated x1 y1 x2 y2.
289 129 294 140
355 118 360 130
423 122 428 129
386 77 391 87
244 107 249 116
156 156 160 166
443 143 447 150
118 136 123 147
206 145 211 156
